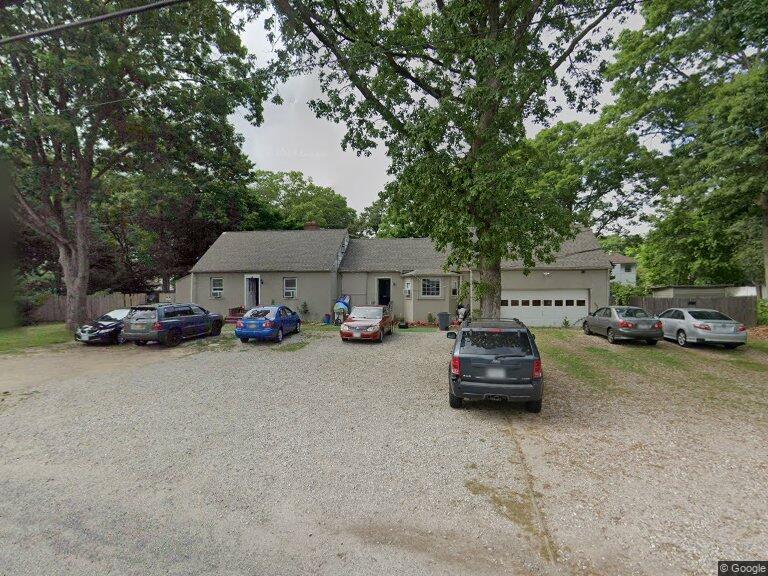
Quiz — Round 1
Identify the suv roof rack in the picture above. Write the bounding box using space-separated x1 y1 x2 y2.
463 317 528 329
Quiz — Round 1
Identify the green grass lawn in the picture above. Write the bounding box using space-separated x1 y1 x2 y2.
0 323 72 354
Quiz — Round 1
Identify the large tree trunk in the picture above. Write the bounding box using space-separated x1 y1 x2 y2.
58 197 91 330
478 256 502 319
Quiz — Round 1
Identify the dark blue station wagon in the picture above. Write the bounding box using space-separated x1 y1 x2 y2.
121 303 224 347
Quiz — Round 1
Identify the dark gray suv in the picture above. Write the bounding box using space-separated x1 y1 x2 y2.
121 303 223 347
447 319 543 412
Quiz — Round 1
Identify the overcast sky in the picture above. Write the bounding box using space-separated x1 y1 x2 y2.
233 13 640 213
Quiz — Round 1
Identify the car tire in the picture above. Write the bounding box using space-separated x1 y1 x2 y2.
607 329 617 344
113 332 125 345
276 329 283 343
449 391 463 409
240 337 249 343
164 329 182 347
676 330 688 347
210 321 222 336
134 340 147 346
646 339 658 346
525 400 542 413
724 343 738 350
583 322 591 335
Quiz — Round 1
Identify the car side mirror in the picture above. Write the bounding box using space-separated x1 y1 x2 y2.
446 332 457 339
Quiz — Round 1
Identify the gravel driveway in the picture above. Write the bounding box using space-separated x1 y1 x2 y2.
0 329 765 575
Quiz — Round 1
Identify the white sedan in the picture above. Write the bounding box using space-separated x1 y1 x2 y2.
658 308 747 348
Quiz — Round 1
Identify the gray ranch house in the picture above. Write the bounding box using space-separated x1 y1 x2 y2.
175 226 611 326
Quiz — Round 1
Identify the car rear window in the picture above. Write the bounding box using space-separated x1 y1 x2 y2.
245 308 277 319
616 307 652 318
460 330 532 356
688 310 733 321
127 308 157 320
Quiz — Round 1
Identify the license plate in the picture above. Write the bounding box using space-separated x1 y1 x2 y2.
638 321 650 329
352 331 361 338
132 323 143 330
486 367 505 379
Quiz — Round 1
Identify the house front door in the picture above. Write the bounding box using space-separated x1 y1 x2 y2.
246 276 260 308
377 278 391 306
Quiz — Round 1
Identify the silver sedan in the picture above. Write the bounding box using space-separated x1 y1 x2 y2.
658 308 747 349
583 306 663 345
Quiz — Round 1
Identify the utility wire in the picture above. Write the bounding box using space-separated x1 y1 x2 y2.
0 0 191 46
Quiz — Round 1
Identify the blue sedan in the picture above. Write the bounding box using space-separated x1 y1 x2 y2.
235 306 301 343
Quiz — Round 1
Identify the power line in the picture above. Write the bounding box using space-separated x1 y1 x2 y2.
0 0 191 46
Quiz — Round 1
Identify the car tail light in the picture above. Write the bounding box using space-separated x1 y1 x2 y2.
618 320 635 329
532 359 542 379
264 320 274 328
236 320 244 328
738 324 747 332
653 321 662 329
152 322 163 331
692 323 711 331
451 355 460 376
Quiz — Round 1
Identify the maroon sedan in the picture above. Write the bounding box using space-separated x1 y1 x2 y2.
340 305 394 343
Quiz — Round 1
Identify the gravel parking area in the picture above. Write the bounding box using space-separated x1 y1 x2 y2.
1 329 766 575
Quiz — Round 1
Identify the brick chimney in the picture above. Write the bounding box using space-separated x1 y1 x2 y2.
304 221 319 230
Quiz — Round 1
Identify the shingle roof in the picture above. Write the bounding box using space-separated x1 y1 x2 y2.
190 229 348 273
339 238 448 272
608 252 637 264
500 229 611 270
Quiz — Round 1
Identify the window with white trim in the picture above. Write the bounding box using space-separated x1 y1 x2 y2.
283 277 297 299
210 277 223 298
451 279 459 297
421 278 442 298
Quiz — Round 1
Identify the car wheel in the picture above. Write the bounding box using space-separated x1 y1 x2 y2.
646 339 658 346
239 337 249 343
114 332 125 345
276 329 283 343
525 400 542 413
164 329 182 347
676 330 688 347
134 340 147 346
210 321 222 336
583 322 591 335
449 390 463 409
723 343 738 350
607 329 617 344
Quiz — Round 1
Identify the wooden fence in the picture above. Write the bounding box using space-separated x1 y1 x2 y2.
32 293 148 323
628 296 757 327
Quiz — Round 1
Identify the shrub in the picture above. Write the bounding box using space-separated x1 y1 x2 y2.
610 282 647 305
758 299 768 325
561 317 571 329
300 301 310 316
427 312 435 324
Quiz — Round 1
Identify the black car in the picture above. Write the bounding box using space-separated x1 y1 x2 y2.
74 309 131 345
121 303 224 347
447 318 543 412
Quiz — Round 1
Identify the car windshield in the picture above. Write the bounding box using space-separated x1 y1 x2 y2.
688 310 733 321
98 309 129 322
460 330 532 356
127 307 157 320
245 308 277 319
616 307 652 319
349 306 383 319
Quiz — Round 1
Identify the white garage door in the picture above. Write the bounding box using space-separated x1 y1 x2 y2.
500 289 589 327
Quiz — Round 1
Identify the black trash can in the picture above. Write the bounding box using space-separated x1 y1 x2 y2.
437 311 451 331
